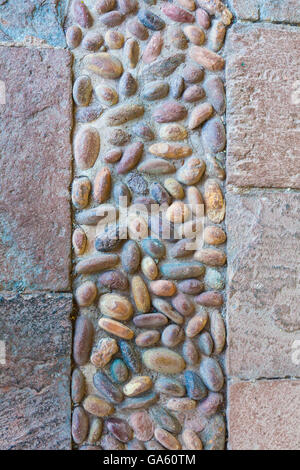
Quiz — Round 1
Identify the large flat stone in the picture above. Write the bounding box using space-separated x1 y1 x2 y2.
226 23 300 188
228 380 300 450
0 0 67 46
229 0 300 23
0 293 72 450
0 46 72 292
226 190 300 379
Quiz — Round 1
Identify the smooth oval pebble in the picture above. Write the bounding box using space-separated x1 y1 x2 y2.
133 313 168 328
106 417 133 442
76 104 103 123
141 256 158 280
85 52 123 78
150 406 181 433
72 0 93 28
91 337 118 368
129 411 154 441
96 85 118 106
149 280 176 297
73 316 94 366
119 391 159 410
99 293 133 321
166 201 190 224
195 248 226 266
93 167 111 203
119 72 138 97
93 371 124 403
66 25 82 48
182 339 199 365
75 281 97 307
82 31 103 51
72 228 87 256
155 428 181 450
199 357 224 392
176 157 206 185
124 38 139 68
162 4 195 23
72 406 89 444
166 398 196 412
210 311 226 354
117 142 144 174
96 0 116 14
198 331 214 356
183 84 205 102
197 391 223 417
127 18 149 40
160 124 187 142
164 178 185 200
210 19 226 51
162 325 184 348
189 45 224 71
123 376 153 397
168 26 188 49
160 262 205 280
142 54 185 79
142 32 163 64
182 429 203 450
72 369 86 403
172 293 194 316
99 318 134 340
204 179 225 223
83 395 114 417
131 275 151 313
121 240 141 274
138 158 175 174
205 76 225 114
154 101 187 123
118 0 137 14
178 279 204 294
136 330 160 348
76 254 119 274
155 377 185 397
182 64 204 83
73 75 92 106
106 104 144 126
119 339 141 373
204 225 226 245
88 418 103 444
105 30 124 49
188 102 213 129
152 298 184 325
142 81 169 101
195 291 224 307
138 9 165 30
110 358 129 384
74 127 100 170
184 370 207 400
149 143 192 159
100 11 124 27
143 348 185 374
170 75 185 99
202 117 226 153
141 237 166 260
184 25 205 45
186 311 208 337
98 270 128 291
169 238 195 259
95 224 125 252
72 177 91 209
196 8 211 29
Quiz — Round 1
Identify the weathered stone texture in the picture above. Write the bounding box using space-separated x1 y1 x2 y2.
229 0 300 23
226 190 300 379
0 46 72 291
226 23 300 188
0 293 72 450
0 0 67 46
228 380 300 450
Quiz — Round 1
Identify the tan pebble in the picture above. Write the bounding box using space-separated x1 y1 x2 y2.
210 311 226 354
142 32 163 64
141 256 158 280
74 127 100 170
123 376 153 397
184 25 205 45
210 19 226 51
196 8 211 29
182 429 203 450
66 25 82 49
99 293 133 321
128 216 148 240
188 102 213 129
177 157 206 185
194 248 226 266
131 275 151 313
136 330 160 348
95 0 116 14
204 225 226 245
143 348 185 374
72 227 87 256
85 52 123 79
129 411 154 442
189 46 225 71
166 201 190 224
186 311 208 338
105 30 124 49
72 177 91 209
160 123 187 142
138 159 175 175
76 254 119 274
93 167 111 203
206 155 226 180
124 38 139 68
127 18 148 41
221 6 233 25
83 395 114 417
187 186 203 214
161 324 184 347
73 75 92 107
96 85 118 106
149 143 192 159
182 339 199 365
82 32 104 52
100 11 124 27
152 298 184 325
166 398 196 412
168 27 188 49
183 84 205 102
178 0 195 10
153 102 187 123
204 179 225 223
75 281 97 307
88 418 103 444
91 337 118 368
164 178 185 199
154 428 181 450
106 104 144 126
99 318 134 339
149 280 176 297
103 149 122 163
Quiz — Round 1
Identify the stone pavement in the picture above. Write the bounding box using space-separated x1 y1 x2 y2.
0 0 300 450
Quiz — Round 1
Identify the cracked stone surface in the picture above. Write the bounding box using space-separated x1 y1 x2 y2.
228 380 300 450
226 23 300 188
0 46 73 291
226 190 300 379
0 293 72 450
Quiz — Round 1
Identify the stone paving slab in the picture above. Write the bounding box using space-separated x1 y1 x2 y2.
228 379 300 450
0 0 67 46
0 45 72 292
229 0 300 23
0 293 72 450
226 23 300 188
226 190 300 379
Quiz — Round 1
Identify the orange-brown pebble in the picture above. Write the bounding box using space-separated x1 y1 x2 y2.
90 337 118 368
131 275 151 312
204 225 226 245
93 167 111 203
182 429 203 450
98 318 134 340
204 179 225 223
149 280 176 297
194 248 226 266
166 398 196 411
154 428 181 450
99 293 133 321
189 46 225 71
123 376 153 397
72 227 87 256
183 25 205 45
188 103 213 129
83 395 114 417
166 201 190 224
136 330 160 348
185 311 208 337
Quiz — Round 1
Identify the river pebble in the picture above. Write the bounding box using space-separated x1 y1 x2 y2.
91 337 118 368
110 358 129 384
73 316 94 366
129 410 154 441
199 357 224 392
143 348 185 374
